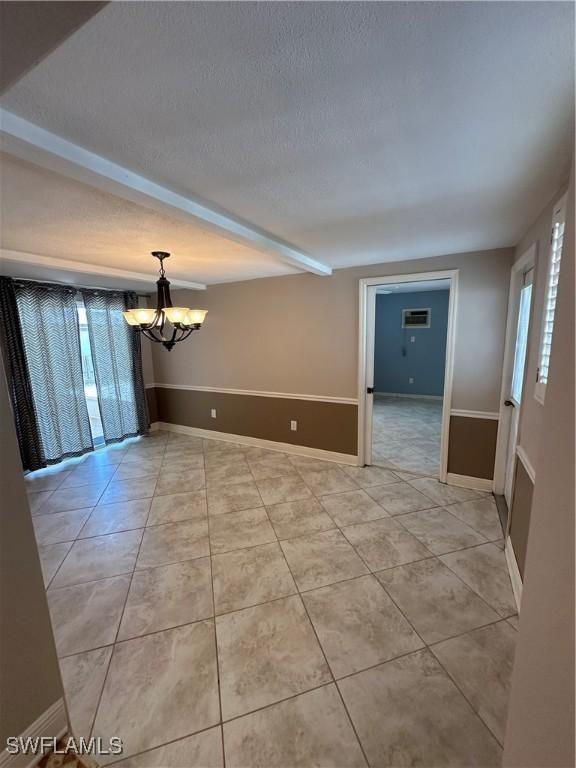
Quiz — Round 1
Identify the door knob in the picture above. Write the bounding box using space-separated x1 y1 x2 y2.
504 400 515 407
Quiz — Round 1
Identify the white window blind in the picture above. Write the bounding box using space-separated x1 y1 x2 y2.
535 195 566 402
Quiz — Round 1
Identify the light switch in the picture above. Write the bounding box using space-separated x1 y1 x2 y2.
211 408 217 418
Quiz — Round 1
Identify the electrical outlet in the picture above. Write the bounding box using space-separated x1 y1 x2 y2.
409 377 414 384
211 408 217 418
410 336 415 343
290 420 298 431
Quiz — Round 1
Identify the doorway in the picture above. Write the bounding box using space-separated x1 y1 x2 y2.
358 270 458 480
494 245 536 510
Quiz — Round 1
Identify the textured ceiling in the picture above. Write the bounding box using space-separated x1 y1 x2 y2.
0 154 297 284
1 1 574 278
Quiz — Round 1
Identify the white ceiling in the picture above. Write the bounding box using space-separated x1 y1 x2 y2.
0 153 298 285
0 1 574 285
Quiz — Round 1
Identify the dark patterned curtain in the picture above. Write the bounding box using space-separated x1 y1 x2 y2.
0 278 45 471
81 289 149 443
13 280 93 464
124 291 150 434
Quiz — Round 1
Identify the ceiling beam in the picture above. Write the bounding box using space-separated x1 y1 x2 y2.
0 110 333 276
0 249 207 291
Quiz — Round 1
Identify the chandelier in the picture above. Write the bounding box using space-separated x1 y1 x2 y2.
123 251 207 351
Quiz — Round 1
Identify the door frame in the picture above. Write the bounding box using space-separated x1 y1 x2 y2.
493 243 537 496
357 269 459 481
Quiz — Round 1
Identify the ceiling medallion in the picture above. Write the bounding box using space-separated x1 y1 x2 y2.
123 251 207 350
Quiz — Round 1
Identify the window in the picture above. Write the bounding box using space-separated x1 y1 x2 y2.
77 300 105 446
511 271 533 404
402 308 431 328
535 194 566 403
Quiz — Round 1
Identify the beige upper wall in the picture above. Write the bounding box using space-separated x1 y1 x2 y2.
503 159 574 768
513 181 570 472
151 248 513 412
0 353 64 742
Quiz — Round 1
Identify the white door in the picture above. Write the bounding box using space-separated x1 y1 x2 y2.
363 285 377 465
504 266 534 507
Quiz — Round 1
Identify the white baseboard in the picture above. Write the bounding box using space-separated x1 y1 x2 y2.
375 392 443 401
505 536 523 612
446 472 493 492
151 422 360 466
0 699 68 768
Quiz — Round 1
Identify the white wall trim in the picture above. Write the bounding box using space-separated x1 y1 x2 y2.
516 444 536 484
0 699 67 768
357 269 459 482
147 383 358 405
505 536 523 612
151 421 359 466
446 472 493 492
450 409 500 420
376 392 443 401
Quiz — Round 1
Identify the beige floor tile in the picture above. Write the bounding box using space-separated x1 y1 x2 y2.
41 483 107 513
60 464 118 488
137 519 209 569
280 529 368 591
256 475 313 505
376 559 499 643
59 646 113 739
48 575 130 656
147 491 207 526
216 595 331 720
112 462 161 482
155 469 206 496
338 649 502 767
114 728 223 768
165 436 204 454
319 489 388 527
209 507 276 554
118 557 213 639
161 452 205 470
409 477 482 505
366 482 436 515
248 456 297 480
33 508 92 546
38 541 73 586
342 465 400 488
26 471 70 493
99 476 157 504
79 499 151 538
204 450 247 469
223 684 366 768
303 575 423 677
206 461 253 488
52 530 143 587
398 507 487 554
507 614 519 631
445 497 503 541
28 490 54 515
93 621 220 761
288 455 337 472
212 542 296 614
431 621 517 744
207 480 263 517
266 498 335 539
440 543 517 617
299 467 358 496
341 517 431 570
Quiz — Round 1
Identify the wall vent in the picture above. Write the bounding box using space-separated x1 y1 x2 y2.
402 308 431 328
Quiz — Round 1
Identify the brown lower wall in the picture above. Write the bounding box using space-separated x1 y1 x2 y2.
146 386 158 424
509 456 534 579
447 415 498 479
152 386 358 455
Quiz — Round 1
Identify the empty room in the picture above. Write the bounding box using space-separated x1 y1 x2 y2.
0 3 574 768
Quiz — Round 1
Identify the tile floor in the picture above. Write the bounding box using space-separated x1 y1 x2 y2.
372 395 443 476
28 431 517 767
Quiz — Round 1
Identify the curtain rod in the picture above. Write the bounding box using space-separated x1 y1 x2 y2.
6 275 152 298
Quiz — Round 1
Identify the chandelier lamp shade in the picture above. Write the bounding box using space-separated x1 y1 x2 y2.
123 251 207 351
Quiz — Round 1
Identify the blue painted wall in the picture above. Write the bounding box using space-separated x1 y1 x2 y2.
374 290 449 396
